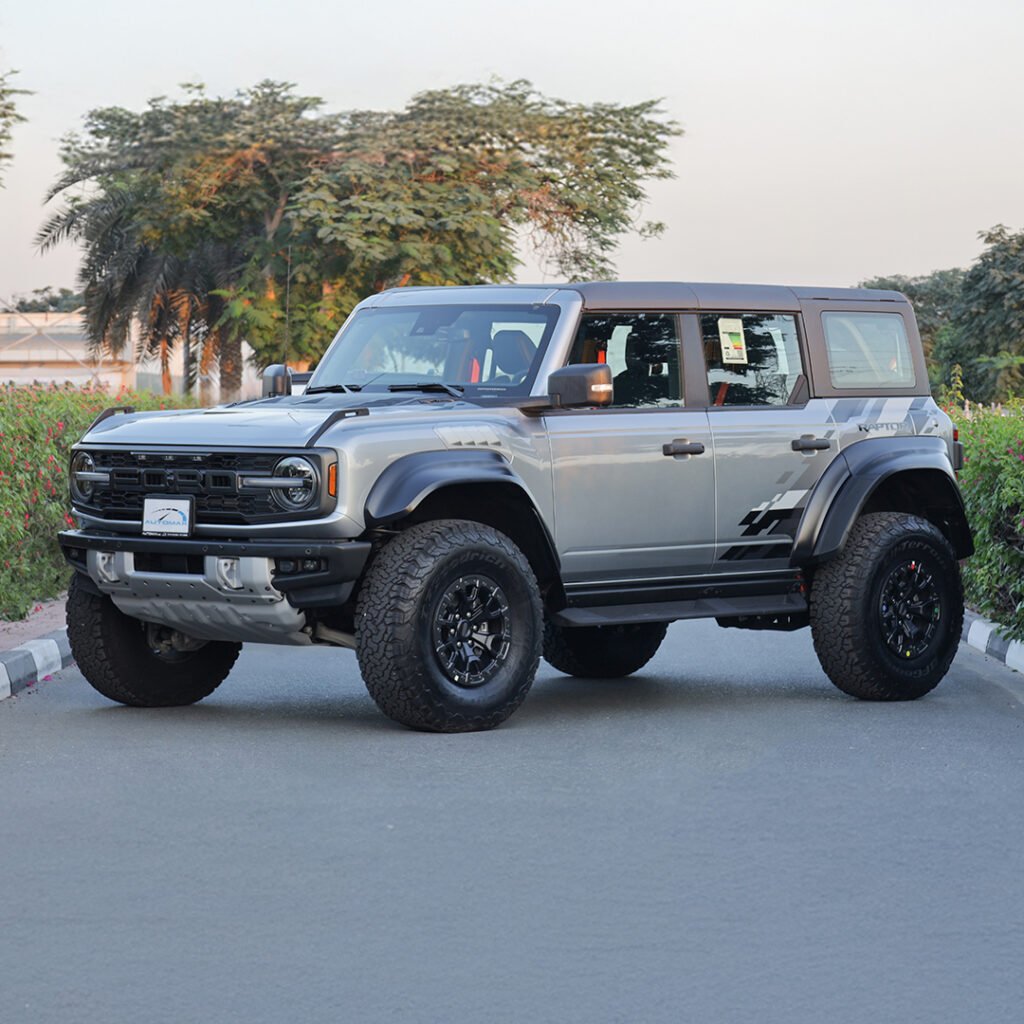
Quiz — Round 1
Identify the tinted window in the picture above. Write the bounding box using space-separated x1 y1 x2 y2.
822 312 915 388
568 313 682 408
700 313 803 406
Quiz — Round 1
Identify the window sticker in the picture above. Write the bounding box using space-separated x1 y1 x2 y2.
718 318 748 365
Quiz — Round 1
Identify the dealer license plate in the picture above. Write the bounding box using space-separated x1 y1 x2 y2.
142 495 194 537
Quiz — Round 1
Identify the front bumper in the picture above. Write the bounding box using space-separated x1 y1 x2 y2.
59 530 372 612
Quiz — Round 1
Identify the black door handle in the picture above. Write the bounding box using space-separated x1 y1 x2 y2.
663 439 706 457
791 435 831 452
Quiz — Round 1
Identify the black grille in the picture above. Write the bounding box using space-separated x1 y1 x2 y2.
82 449 288 525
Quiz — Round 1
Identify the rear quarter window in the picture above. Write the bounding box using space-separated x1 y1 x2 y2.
822 311 915 389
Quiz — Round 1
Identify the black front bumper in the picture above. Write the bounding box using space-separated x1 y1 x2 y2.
58 530 373 609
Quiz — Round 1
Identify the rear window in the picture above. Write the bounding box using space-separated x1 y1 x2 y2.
822 312 915 389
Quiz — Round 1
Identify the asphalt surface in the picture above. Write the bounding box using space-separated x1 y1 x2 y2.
2 621 1023 1024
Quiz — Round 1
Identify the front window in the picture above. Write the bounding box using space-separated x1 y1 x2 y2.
309 304 559 395
567 313 683 408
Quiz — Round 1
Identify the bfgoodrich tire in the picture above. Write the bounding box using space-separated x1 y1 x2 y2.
355 519 542 732
543 621 668 678
809 512 964 701
66 574 241 707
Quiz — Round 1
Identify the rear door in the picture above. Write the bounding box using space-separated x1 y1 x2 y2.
693 311 838 569
546 311 716 587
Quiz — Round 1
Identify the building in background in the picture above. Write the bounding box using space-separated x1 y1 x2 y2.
0 304 261 401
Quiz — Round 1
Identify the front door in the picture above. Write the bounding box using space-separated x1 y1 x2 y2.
546 311 716 587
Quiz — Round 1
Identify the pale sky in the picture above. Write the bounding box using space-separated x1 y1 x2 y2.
1 0 1022 300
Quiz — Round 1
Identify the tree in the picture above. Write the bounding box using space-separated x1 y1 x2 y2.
13 287 84 313
859 268 965 364
41 80 679 397
952 225 1024 402
0 69 29 186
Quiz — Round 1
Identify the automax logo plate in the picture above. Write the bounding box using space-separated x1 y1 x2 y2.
142 495 194 537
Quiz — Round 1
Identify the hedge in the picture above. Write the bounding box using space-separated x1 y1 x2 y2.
0 385 1020 640
0 384 195 620
951 401 1024 641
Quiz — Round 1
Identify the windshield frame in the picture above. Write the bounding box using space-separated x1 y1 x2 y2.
307 301 565 398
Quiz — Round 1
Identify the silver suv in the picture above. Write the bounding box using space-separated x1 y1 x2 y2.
60 282 973 731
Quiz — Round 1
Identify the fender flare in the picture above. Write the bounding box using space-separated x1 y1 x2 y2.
364 448 533 528
790 435 973 566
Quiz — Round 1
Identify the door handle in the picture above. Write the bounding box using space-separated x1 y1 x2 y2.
791 435 831 452
662 439 706 457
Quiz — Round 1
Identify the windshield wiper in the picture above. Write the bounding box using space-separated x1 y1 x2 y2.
387 382 465 398
304 383 350 395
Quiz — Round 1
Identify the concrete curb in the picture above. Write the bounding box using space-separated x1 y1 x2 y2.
0 630 74 701
962 608 1024 674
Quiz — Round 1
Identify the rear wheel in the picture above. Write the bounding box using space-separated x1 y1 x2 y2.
543 621 668 678
356 519 542 732
66 574 240 707
809 512 963 701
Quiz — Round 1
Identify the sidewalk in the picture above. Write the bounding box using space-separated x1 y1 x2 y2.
0 595 74 700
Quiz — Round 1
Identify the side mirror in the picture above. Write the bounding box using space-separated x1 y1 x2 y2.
547 364 614 409
262 364 291 397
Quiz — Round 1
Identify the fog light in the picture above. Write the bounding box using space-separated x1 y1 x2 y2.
216 557 243 590
277 559 297 575
301 558 321 572
96 551 119 584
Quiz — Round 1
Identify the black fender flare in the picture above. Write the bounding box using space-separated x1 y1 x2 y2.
790 435 973 566
364 448 535 528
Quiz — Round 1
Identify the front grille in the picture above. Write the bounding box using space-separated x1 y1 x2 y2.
79 449 296 525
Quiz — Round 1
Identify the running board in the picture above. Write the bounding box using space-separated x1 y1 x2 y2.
552 592 808 628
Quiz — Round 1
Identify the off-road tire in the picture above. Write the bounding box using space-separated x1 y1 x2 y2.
543 621 668 678
356 519 542 732
809 512 963 701
66 574 240 707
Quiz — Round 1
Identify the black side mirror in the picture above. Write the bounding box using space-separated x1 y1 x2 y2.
262 364 292 397
547 364 614 408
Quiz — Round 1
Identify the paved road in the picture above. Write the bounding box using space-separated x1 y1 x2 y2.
2 620 1023 1024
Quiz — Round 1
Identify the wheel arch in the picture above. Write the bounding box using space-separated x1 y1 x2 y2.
792 436 974 567
364 450 563 601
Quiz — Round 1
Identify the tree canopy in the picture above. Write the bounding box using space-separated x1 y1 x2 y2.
0 69 29 187
40 80 680 397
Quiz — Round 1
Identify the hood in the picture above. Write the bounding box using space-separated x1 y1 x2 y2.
79 394 483 448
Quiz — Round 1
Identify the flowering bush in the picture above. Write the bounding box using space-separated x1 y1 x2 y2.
950 401 1024 639
0 384 195 620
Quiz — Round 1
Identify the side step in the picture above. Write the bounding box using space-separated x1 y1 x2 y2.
553 592 808 628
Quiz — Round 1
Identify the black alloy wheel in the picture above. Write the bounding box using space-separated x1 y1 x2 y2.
431 574 512 687
878 557 942 662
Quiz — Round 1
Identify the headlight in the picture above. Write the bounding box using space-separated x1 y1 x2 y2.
271 456 319 511
70 451 96 503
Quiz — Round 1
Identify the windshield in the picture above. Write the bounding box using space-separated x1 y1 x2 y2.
309 304 560 395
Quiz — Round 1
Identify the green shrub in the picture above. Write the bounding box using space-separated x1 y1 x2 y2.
0 384 195 620
951 401 1024 640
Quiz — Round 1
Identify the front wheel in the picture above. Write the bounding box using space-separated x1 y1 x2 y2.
543 621 668 678
66 574 241 707
356 519 543 732
809 512 963 701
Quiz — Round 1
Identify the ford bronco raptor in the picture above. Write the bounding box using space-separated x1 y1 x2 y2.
60 282 972 731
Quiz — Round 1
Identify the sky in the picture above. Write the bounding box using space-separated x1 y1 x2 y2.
1 0 1023 300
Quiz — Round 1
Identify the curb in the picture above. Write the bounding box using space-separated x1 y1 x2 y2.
962 609 1024 675
0 630 75 701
